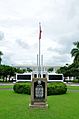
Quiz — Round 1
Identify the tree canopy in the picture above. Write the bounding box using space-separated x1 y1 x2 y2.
56 41 79 79
47 67 53 72
0 51 3 65
0 65 26 82
71 41 79 63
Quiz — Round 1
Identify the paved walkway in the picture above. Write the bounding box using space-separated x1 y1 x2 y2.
66 83 79 86
0 83 14 86
0 83 14 90
0 88 13 90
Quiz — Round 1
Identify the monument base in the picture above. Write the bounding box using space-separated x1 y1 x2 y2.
29 101 48 108
30 78 48 108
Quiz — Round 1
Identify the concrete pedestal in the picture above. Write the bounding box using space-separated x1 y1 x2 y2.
29 78 48 108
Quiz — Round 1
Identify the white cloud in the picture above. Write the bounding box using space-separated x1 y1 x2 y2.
0 0 79 66
0 31 4 40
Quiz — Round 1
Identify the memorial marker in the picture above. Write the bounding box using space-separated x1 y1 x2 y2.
29 23 48 108
29 78 48 108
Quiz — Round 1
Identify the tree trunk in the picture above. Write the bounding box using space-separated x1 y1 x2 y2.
3 77 5 82
9 76 11 82
5 76 7 82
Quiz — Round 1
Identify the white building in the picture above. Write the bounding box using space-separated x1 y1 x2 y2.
14 64 60 73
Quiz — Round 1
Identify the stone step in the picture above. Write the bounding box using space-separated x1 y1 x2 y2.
34 102 46 105
29 102 48 108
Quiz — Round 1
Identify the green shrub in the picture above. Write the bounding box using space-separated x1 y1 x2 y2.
47 82 67 95
13 82 67 95
13 83 31 94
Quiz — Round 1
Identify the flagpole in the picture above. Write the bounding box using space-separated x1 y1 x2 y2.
38 22 42 78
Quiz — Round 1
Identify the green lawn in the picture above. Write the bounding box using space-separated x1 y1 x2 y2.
67 85 79 90
0 86 79 119
0 85 13 89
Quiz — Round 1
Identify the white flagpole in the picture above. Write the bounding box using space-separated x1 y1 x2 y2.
37 54 38 78
41 54 43 78
38 22 42 78
38 23 40 77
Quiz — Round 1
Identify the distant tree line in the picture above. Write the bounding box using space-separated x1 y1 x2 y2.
0 65 26 82
56 41 79 81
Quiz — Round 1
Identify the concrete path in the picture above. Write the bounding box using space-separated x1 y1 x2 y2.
0 88 13 90
0 83 13 90
0 83 14 86
66 83 79 86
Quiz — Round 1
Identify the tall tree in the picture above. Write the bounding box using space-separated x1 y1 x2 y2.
47 67 53 72
71 41 79 63
0 51 3 65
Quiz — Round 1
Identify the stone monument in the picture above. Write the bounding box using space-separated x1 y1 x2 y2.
29 77 48 108
29 23 48 108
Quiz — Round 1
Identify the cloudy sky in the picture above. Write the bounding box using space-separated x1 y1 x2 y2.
0 0 79 66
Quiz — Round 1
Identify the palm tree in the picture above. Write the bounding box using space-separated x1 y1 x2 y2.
0 51 3 65
71 41 79 63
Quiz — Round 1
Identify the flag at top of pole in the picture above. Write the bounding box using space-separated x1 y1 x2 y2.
39 22 42 40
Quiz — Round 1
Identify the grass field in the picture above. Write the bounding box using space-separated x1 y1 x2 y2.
67 85 79 90
0 85 13 89
0 85 79 119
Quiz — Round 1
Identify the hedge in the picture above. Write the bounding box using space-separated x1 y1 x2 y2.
13 83 31 94
47 82 67 95
13 82 67 95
